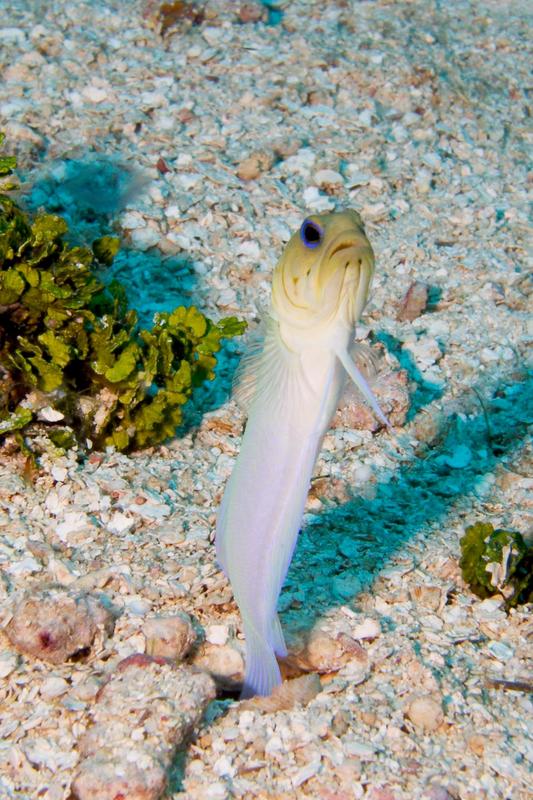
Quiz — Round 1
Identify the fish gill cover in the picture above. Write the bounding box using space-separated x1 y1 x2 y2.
0 134 246 454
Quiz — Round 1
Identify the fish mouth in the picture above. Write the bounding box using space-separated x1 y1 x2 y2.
328 240 359 259
324 231 370 270
321 232 375 325
320 233 369 287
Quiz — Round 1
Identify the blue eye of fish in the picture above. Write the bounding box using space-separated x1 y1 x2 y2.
300 219 323 249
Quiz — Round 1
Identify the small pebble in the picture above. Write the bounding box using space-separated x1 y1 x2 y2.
130 226 160 251
443 444 472 469
0 650 18 678
142 613 196 660
236 151 272 180
351 618 381 640
40 676 69 699
108 511 135 535
81 85 108 103
409 584 442 611
205 624 229 646
238 3 266 23
402 337 442 370
192 642 245 690
313 169 344 192
405 695 444 732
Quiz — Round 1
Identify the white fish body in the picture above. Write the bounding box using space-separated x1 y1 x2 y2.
216 210 386 697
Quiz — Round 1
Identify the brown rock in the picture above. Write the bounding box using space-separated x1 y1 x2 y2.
397 281 428 322
306 90 333 106
142 612 196 660
287 628 368 677
331 708 351 736
272 137 302 159
177 107 196 124
360 710 377 726
468 733 485 756
409 584 443 611
236 150 273 180
5 586 116 664
238 3 266 23
241 673 321 712
73 659 215 800
413 408 446 444
297 630 347 672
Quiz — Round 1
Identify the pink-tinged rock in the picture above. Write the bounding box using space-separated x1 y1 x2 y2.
397 281 429 322
72 659 215 800
142 612 196 660
366 787 398 800
71 751 166 800
334 369 410 431
4 586 116 664
115 653 172 671
238 2 267 23
427 786 458 800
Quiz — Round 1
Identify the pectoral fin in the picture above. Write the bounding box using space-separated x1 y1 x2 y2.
336 347 391 428
233 315 314 415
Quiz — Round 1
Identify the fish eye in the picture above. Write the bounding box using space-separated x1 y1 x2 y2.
300 219 323 249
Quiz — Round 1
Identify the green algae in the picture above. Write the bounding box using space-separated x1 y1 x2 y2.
459 522 532 608
0 136 246 453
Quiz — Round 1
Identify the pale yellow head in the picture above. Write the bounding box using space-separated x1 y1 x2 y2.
271 209 375 330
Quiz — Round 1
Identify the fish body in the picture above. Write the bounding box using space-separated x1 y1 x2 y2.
216 210 384 697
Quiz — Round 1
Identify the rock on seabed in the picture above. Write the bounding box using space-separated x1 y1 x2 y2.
4 586 116 664
72 656 215 800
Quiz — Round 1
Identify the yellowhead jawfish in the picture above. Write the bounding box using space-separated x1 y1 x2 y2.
216 210 388 697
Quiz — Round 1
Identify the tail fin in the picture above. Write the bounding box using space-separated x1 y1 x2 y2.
270 613 288 658
241 623 282 699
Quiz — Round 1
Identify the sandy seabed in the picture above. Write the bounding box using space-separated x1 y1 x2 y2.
0 1 531 798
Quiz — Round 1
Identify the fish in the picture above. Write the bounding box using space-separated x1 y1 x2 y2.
215 209 388 698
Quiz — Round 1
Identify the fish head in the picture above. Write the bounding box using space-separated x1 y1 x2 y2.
271 209 375 330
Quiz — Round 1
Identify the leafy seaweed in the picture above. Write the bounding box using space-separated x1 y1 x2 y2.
459 522 532 608
0 136 246 452
0 132 17 179
92 235 121 266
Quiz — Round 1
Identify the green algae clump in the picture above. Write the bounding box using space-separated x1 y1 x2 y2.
459 522 532 608
0 137 246 452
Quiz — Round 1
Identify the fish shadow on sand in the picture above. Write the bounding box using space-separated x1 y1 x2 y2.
24 154 149 236
280 371 531 640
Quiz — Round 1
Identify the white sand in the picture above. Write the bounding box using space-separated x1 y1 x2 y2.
0 1 531 798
